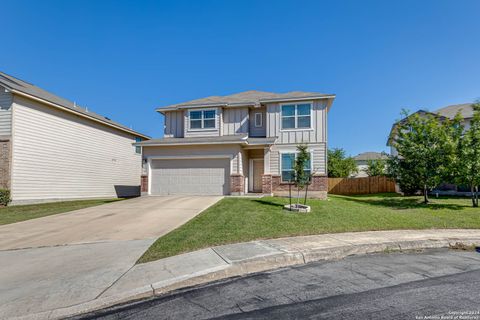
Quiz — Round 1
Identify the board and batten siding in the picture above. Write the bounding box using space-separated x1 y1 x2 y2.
164 111 184 138
0 86 12 136
249 106 266 137
266 100 328 144
222 107 249 136
184 107 222 137
268 143 327 176
10 95 142 203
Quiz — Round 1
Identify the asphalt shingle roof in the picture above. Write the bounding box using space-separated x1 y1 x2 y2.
435 103 474 119
157 90 335 111
0 72 149 139
354 152 388 161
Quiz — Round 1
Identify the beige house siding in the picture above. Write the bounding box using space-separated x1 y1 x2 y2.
266 99 329 144
184 107 222 137
222 107 249 136
164 110 184 138
0 86 12 136
10 95 142 203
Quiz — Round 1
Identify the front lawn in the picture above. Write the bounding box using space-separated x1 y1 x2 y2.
0 199 120 225
139 194 480 263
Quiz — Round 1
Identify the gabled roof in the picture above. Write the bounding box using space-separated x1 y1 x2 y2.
156 90 335 112
354 152 388 161
436 103 474 120
387 103 477 146
0 71 149 139
386 110 445 146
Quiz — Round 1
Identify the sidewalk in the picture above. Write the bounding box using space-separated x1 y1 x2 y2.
12 229 480 320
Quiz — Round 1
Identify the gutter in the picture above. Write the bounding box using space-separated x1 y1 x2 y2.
8 88 150 139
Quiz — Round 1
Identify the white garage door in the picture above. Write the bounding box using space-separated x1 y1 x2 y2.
150 158 230 195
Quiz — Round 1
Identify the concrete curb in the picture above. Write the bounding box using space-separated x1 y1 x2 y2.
12 234 480 320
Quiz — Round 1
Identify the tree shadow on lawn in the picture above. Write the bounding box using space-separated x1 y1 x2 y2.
339 194 467 211
253 199 284 208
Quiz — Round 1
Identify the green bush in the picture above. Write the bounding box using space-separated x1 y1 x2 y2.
0 189 11 206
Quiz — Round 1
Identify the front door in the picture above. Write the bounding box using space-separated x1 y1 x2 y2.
252 159 264 193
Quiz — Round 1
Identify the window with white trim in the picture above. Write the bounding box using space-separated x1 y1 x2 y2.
281 152 312 182
281 103 311 129
189 109 216 129
254 113 262 127
135 137 142 154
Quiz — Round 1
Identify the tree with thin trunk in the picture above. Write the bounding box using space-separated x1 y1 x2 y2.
388 110 454 203
454 102 480 207
293 144 311 206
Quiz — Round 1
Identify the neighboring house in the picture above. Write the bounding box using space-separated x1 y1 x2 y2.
387 103 475 194
0 72 149 204
352 152 388 177
137 90 335 198
387 103 474 156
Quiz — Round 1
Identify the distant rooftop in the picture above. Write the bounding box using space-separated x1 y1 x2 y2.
435 103 474 119
354 152 388 161
0 71 149 139
157 90 335 111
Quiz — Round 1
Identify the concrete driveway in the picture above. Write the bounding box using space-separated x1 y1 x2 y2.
0 196 221 319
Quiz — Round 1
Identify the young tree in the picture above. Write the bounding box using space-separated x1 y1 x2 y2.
455 103 480 207
327 148 357 178
389 111 454 203
294 144 311 206
365 158 387 176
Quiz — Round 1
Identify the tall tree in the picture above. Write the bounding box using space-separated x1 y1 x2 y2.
388 111 454 203
455 102 480 207
327 148 357 178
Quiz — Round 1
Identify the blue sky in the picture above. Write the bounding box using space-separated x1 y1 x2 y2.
1 0 479 155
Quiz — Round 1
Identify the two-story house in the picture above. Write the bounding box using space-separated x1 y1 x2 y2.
137 90 335 198
0 71 149 204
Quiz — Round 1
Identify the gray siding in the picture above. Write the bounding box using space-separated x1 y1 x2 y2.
266 99 328 144
0 86 12 136
249 107 266 137
164 110 184 138
10 95 142 203
223 107 249 136
184 107 222 137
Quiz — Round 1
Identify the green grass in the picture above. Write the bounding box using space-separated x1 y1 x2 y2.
138 193 480 263
0 198 120 225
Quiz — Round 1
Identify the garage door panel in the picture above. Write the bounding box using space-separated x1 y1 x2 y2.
150 158 230 195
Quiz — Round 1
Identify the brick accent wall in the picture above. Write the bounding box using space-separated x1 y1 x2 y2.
268 174 328 199
262 174 273 194
140 175 148 193
230 174 244 195
0 139 10 189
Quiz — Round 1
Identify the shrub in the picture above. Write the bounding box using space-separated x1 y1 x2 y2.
0 189 11 206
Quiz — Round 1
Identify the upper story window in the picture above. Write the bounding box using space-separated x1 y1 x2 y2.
281 103 311 130
254 113 263 127
189 109 216 130
135 137 142 154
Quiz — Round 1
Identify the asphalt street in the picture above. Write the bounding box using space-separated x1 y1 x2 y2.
75 249 480 320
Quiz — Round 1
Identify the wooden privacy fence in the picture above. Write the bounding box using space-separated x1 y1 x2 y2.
328 176 396 195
